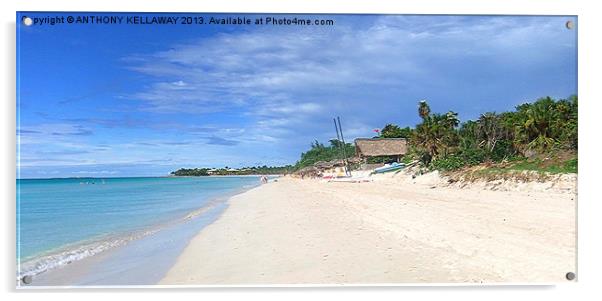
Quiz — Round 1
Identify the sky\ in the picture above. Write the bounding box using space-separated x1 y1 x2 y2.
16 13 577 178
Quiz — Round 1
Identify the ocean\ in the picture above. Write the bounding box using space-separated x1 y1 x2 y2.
16 176 261 286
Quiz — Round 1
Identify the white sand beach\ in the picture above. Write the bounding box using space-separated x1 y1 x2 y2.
160 175 576 284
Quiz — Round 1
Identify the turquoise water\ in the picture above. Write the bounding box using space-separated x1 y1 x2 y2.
16 176 261 285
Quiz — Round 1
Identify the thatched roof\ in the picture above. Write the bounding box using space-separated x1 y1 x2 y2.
314 160 345 169
354 138 408 157
294 166 321 178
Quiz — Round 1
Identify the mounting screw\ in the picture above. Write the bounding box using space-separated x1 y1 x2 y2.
21 275 33 285
566 272 576 281
565 20 574 30
22 16 33 26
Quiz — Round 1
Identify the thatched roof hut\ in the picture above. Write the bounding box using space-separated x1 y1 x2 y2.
354 138 408 160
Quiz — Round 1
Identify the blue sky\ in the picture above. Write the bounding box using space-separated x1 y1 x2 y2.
16 13 577 178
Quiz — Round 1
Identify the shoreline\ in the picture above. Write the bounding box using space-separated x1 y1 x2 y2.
18 178 264 287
